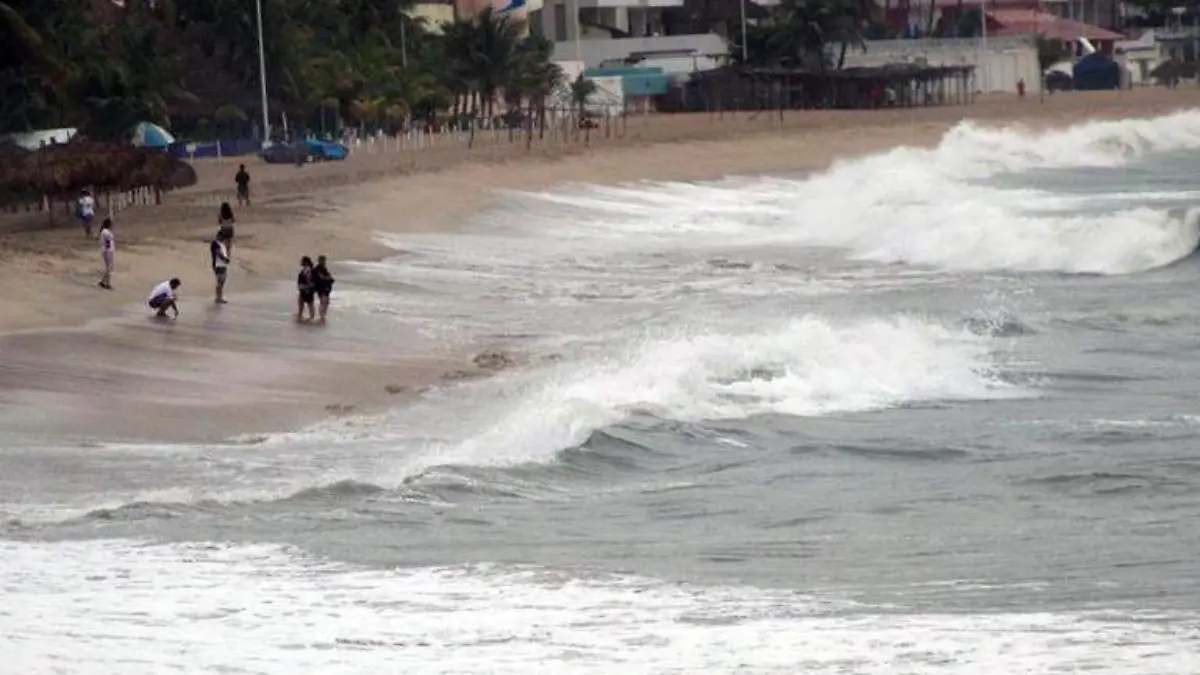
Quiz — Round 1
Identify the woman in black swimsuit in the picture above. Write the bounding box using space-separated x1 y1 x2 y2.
313 255 335 324
217 202 236 256
296 256 316 323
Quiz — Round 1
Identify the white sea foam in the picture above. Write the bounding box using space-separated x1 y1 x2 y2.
505 112 1200 274
3 539 1195 675
388 315 1025 476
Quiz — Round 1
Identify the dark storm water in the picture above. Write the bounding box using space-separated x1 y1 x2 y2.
4 148 1200 633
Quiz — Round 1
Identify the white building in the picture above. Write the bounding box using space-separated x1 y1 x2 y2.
536 0 730 69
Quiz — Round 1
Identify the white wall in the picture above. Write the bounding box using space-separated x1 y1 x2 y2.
845 37 1042 94
1 128 78 150
551 33 729 68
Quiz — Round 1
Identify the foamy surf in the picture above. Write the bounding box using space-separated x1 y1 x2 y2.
392 315 1027 477
504 112 1200 274
3 539 1195 675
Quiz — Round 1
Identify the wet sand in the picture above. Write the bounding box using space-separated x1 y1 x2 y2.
0 285 479 443
3 89 1200 444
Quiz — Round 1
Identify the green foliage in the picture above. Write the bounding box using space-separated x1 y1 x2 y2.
1036 36 1070 72
1 0 563 139
956 8 983 39
734 0 866 70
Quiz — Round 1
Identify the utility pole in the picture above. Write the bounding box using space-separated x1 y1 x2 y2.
979 0 988 93
255 0 271 145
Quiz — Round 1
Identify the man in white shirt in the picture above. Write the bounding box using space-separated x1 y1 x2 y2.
147 278 181 318
98 218 115 289
77 189 96 237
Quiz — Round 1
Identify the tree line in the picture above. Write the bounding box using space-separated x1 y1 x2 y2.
1 0 575 142
10 0 1117 143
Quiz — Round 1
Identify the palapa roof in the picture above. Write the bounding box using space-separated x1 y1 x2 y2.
0 141 197 205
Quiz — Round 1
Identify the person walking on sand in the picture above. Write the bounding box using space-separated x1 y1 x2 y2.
313 255 335 323
296 256 316 323
235 164 251 206
210 230 231 304
98 218 115 290
217 202 236 256
77 189 95 238
147 278 181 318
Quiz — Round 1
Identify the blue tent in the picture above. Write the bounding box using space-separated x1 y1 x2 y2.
129 121 175 149
1072 53 1120 91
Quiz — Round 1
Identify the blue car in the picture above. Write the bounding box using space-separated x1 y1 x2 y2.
303 139 349 161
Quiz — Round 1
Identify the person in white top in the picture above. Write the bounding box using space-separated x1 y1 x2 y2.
77 189 95 237
147 278 181 318
98 218 115 290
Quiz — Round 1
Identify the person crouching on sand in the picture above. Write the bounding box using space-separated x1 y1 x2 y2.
296 256 316 322
210 230 231 304
98 218 115 290
148 278 181 318
313 255 335 323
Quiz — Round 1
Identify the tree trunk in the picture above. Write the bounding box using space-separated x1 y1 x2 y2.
468 90 478 149
525 99 534 150
838 42 847 70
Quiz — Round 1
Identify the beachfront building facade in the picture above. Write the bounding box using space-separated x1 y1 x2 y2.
536 0 732 70
874 0 1123 53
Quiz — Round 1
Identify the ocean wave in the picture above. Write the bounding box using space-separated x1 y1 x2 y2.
509 113 1200 275
4 539 1197 674
374 315 1028 483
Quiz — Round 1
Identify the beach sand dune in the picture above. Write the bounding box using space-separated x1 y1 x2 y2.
3 89 1200 444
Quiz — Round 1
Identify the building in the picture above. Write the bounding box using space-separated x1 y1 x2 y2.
535 0 737 69
875 0 1122 53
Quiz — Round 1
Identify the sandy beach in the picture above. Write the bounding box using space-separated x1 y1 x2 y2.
3 88 1200 444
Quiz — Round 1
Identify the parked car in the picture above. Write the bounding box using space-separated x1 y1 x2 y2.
302 138 349 161
261 141 311 164
1045 71 1073 92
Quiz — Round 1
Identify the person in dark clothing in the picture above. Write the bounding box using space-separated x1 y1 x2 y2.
210 231 231 304
296 256 316 323
217 202 236 256
313 255 335 324
235 165 251 206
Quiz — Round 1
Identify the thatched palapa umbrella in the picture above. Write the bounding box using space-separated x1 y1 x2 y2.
0 140 197 211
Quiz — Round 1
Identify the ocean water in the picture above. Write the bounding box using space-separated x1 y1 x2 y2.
5 113 1200 673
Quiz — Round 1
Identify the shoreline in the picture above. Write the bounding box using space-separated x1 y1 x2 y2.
3 90 1200 445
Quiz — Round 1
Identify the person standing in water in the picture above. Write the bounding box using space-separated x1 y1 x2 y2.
98 218 115 290
77 189 95 238
210 230 231 304
147 278 181 318
313 255 335 323
295 256 316 323
217 202 236 256
235 165 251 206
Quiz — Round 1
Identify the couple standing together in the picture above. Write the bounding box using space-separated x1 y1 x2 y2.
296 255 334 323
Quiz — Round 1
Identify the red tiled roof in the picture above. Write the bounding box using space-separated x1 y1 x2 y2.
989 9 1124 40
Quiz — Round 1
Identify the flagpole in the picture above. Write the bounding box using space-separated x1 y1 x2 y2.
255 0 271 145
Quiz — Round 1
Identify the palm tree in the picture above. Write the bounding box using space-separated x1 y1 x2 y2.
749 0 866 70
440 7 523 147
507 34 563 148
0 1 70 132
